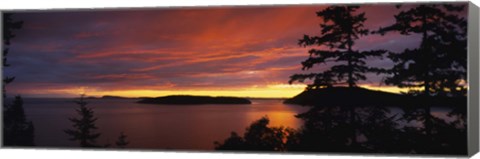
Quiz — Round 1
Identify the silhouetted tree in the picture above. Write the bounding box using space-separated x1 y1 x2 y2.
288 105 403 153
359 106 403 153
290 5 386 89
64 95 101 147
215 132 246 150
115 132 129 148
3 13 23 69
3 96 35 146
289 106 354 152
2 13 22 100
376 4 467 138
378 4 467 96
3 13 35 146
289 6 389 149
215 117 295 151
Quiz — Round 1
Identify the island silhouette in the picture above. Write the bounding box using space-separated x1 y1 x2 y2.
137 95 252 105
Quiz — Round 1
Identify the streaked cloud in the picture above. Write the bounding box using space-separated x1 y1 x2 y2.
4 3 467 98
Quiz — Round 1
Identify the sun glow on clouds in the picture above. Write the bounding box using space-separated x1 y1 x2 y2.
8 4 460 98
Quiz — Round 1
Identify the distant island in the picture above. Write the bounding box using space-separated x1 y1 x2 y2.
284 87 466 107
86 95 139 99
101 95 135 99
137 95 252 105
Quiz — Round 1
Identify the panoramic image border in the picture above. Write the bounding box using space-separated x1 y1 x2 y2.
1 0 479 158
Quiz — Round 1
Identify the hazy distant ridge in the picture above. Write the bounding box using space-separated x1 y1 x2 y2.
137 95 252 105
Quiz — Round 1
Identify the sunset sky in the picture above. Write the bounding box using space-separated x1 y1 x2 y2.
4 3 467 98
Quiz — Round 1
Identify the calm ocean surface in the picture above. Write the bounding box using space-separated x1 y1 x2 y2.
22 98 309 150
21 98 453 150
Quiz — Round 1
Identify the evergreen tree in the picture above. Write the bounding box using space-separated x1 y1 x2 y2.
115 132 129 148
376 4 467 137
290 105 402 153
290 106 353 152
290 5 386 89
3 13 35 146
64 95 101 147
377 4 467 96
359 106 404 153
3 13 22 100
289 5 388 150
214 132 245 150
215 117 294 151
3 96 35 146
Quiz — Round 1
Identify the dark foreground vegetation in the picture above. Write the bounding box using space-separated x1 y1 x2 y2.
64 95 129 148
3 13 35 147
137 95 252 105
215 101 466 155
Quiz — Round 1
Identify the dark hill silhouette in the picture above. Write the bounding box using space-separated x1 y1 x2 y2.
101 95 136 99
85 95 136 99
284 87 466 108
137 95 252 105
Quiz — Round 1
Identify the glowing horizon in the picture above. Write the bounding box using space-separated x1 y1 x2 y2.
16 84 416 98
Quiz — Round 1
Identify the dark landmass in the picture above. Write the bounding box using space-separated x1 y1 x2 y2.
284 87 466 108
137 95 252 105
101 95 136 99
85 95 135 99
248 97 288 100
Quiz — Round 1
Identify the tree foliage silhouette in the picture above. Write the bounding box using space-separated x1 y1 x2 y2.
377 4 467 97
215 3 467 155
3 13 35 146
286 104 403 153
288 106 354 152
288 5 391 149
64 95 101 147
358 106 404 153
115 132 129 148
290 5 386 89
376 4 467 139
4 96 35 146
215 117 295 151
215 108 402 153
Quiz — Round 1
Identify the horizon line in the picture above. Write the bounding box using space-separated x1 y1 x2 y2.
10 85 410 99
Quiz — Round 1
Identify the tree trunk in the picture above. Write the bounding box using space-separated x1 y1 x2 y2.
346 7 357 148
421 10 432 136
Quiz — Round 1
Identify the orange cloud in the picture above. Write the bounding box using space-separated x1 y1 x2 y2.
9 4 466 98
